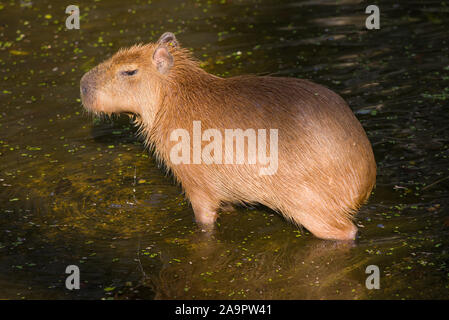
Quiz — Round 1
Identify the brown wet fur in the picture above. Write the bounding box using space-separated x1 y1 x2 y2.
80 32 376 241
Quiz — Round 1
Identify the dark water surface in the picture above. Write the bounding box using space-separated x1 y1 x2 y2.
1 0 448 299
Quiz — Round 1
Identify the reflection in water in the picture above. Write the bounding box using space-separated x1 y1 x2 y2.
0 0 449 299
147 233 364 299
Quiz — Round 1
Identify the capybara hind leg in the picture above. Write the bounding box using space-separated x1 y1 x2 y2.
296 215 358 241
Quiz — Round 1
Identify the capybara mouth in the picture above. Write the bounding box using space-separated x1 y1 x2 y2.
79 83 113 117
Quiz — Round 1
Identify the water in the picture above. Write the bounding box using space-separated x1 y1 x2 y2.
1 0 448 299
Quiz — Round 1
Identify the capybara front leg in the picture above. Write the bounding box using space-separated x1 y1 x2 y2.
188 192 219 230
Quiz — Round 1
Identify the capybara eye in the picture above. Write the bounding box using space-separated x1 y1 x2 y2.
121 69 138 76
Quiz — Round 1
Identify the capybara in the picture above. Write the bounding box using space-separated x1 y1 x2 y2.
80 32 376 240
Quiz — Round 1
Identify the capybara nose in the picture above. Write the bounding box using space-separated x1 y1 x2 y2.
81 85 88 95
80 72 91 98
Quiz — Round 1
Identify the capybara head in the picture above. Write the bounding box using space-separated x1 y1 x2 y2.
80 32 182 125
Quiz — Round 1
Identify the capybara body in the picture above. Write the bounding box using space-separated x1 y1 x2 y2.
80 32 376 240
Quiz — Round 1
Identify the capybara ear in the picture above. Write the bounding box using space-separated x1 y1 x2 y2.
157 32 178 48
152 46 174 74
